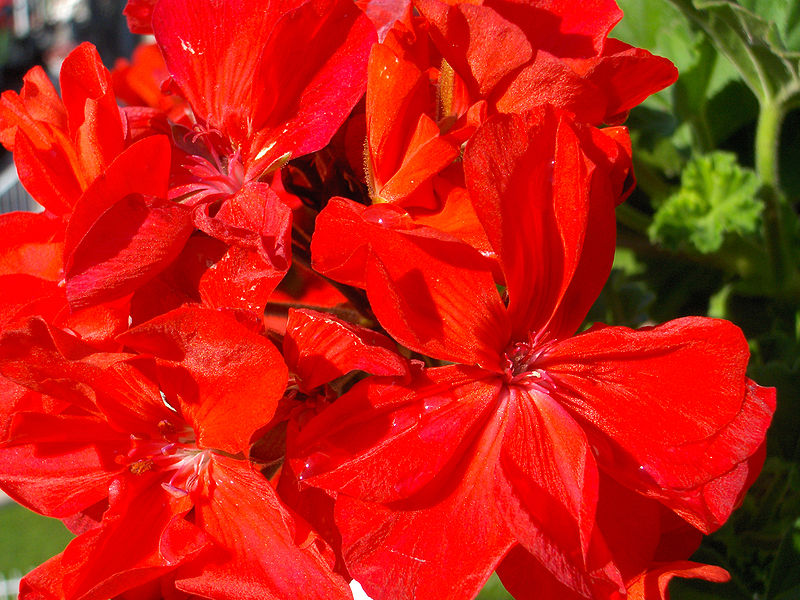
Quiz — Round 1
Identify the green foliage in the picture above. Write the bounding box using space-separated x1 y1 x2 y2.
667 0 800 106
477 574 513 600
0 503 73 573
648 152 762 253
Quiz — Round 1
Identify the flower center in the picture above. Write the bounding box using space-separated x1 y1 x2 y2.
502 341 555 393
125 421 211 499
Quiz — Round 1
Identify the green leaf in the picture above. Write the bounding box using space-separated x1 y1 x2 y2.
765 519 800 599
667 0 800 107
476 573 513 600
649 151 762 253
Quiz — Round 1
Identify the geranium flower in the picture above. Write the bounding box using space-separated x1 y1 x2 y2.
292 110 775 599
415 0 678 125
0 307 352 600
150 0 376 203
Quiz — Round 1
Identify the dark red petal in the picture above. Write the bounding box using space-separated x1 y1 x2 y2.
124 0 158 34
496 545 588 600
175 455 352 600
284 308 409 391
65 195 194 311
541 318 775 533
117 307 288 455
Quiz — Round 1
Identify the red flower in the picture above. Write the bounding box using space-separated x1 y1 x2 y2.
293 111 774 599
0 44 124 217
151 0 376 201
0 308 351 600
414 0 678 124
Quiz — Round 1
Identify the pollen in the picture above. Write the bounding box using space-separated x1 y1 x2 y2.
129 459 154 475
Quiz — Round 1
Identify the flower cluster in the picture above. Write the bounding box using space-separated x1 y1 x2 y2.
0 1 775 600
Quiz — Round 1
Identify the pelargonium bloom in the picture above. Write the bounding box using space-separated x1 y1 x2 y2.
150 0 376 202
292 110 775 599
0 307 352 600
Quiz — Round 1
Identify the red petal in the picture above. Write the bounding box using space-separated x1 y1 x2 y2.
191 182 292 313
312 197 509 366
59 43 125 181
541 318 775 532
293 365 501 504
495 388 610 594
12 129 84 214
117 307 288 455
415 0 532 97
0 425 125 518
366 43 457 202
574 39 679 124
152 0 278 143
175 455 352 600
357 0 413 42
59 474 209 600
153 0 374 173
245 0 376 175
329 384 514 600
625 561 729 600
465 109 607 340
0 66 66 151
284 308 409 391
19 554 65 600
494 51 608 123
64 135 173 263
124 0 158 34
65 195 194 311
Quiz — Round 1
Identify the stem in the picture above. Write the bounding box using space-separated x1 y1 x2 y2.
755 101 790 288
615 203 652 236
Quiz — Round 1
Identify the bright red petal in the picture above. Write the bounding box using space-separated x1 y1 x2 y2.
312 197 509 366
284 308 409 391
465 109 605 340
175 455 352 600
541 318 775 532
117 307 288 455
